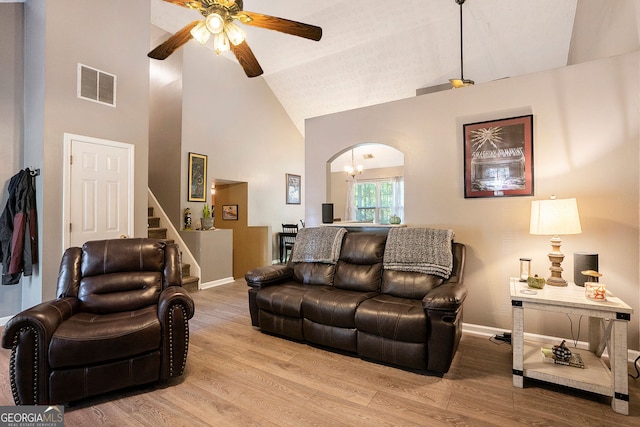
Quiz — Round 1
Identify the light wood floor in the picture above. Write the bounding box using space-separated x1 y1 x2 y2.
1 280 639 426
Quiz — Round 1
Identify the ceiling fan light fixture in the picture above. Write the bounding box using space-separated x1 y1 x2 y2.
205 13 226 34
190 21 211 45
225 21 246 46
450 0 474 89
213 32 230 54
449 78 475 89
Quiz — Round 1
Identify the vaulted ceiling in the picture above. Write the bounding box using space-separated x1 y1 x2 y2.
151 0 583 135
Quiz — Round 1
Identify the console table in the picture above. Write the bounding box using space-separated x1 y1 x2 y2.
510 277 633 415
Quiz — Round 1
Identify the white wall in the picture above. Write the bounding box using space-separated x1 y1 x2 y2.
180 42 305 259
306 53 640 350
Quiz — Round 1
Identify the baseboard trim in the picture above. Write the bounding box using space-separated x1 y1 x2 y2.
200 277 235 290
462 322 640 364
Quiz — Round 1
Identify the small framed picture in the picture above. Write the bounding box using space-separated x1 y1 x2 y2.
286 173 301 205
463 114 534 198
188 152 207 202
222 204 238 221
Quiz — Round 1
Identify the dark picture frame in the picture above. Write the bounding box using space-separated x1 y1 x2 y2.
463 114 534 198
188 152 207 202
222 204 238 221
286 173 301 205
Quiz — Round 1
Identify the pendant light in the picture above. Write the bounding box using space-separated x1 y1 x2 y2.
449 0 474 88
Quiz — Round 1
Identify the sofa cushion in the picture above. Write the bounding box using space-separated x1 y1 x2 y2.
302 287 378 328
355 294 427 343
79 271 162 314
256 282 329 318
357 331 427 370
381 269 443 299
334 232 386 292
293 262 336 286
48 305 161 369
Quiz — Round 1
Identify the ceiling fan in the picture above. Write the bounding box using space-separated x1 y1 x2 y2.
148 0 323 78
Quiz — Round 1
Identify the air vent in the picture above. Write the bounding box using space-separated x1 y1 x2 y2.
77 64 116 107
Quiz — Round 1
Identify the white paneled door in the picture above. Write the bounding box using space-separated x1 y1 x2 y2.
64 134 134 249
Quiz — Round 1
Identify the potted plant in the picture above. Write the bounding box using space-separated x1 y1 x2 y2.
201 204 214 230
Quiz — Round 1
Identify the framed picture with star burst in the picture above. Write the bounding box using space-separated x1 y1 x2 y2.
463 114 534 198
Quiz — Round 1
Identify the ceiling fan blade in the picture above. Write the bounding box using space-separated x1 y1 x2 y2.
239 11 322 41
148 20 200 60
230 41 264 78
162 0 204 10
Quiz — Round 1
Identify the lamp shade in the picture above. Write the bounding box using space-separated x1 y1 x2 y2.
530 198 582 235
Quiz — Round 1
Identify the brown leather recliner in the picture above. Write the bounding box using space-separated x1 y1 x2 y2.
1 238 195 405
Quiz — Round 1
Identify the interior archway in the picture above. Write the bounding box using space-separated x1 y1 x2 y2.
327 143 404 224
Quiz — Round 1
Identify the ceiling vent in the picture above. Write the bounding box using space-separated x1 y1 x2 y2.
77 64 116 107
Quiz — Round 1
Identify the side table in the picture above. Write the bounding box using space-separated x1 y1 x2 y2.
510 277 633 415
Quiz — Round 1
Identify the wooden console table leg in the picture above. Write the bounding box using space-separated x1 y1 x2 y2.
610 319 629 415
512 303 524 388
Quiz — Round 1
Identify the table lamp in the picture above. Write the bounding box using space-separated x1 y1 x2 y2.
529 196 582 286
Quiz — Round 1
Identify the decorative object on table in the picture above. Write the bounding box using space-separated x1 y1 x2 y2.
389 214 401 224
552 340 572 361
519 258 531 282
184 207 192 230
529 196 582 286
322 203 334 224
541 346 585 368
463 114 534 198
201 204 214 230
188 152 207 202
583 271 606 301
286 173 301 205
573 252 598 286
527 275 545 289
222 204 238 221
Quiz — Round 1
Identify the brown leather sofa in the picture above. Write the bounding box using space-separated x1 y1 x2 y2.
1 238 195 405
246 228 466 373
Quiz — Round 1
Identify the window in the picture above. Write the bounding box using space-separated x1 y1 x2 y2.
353 179 399 224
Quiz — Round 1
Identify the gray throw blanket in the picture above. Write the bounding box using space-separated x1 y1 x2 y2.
290 227 347 264
383 228 454 278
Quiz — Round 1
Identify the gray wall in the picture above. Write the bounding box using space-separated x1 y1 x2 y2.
20 0 151 306
306 53 640 350
0 3 24 317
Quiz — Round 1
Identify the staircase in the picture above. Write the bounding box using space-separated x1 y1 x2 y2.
148 207 199 292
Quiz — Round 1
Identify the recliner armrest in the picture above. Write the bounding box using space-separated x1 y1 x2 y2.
158 286 195 320
422 282 467 312
1 297 79 350
245 264 293 288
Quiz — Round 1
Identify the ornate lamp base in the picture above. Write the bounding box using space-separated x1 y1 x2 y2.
546 236 568 286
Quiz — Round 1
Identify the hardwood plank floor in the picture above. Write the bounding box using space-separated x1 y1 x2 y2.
1 280 639 426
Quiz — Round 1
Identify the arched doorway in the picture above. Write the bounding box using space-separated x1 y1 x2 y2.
327 143 404 224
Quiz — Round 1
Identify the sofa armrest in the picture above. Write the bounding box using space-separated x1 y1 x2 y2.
1 297 79 404
245 264 293 289
1 298 79 350
422 282 467 373
158 286 195 379
422 282 467 312
158 286 195 321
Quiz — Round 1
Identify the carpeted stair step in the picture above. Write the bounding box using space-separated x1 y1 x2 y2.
148 216 160 228
148 227 168 239
182 275 199 292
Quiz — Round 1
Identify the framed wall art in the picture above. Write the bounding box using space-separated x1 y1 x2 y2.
286 173 301 205
222 204 238 221
188 152 207 202
463 114 534 198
